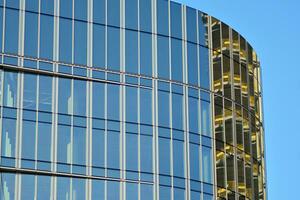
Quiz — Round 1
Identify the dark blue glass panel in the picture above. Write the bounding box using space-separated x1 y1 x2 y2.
93 24 105 68
107 0 120 26
4 9 19 54
159 137 170 175
171 38 183 82
6 0 19 9
73 127 86 167
74 21 87 65
73 79 86 116
0 8 2 52
157 36 169 79
140 32 152 76
170 2 182 39
92 129 104 170
126 86 138 123
186 7 197 43
173 139 184 177
107 27 120 71
189 97 199 133
107 131 120 170
158 90 169 127
41 0 54 15
39 75 52 112
74 0 87 21
188 42 198 85
25 0 39 12
22 123 36 166
125 0 138 29
58 78 71 114
172 93 183 130
140 134 152 173
57 125 71 166
200 46 210 89
40 15 54 60
93 0 105 24
140 0 151 32
107 84 119 120
23 73 37 110
92 180 104 199
189 143 200 181
21 174 35 199
125 30 138 73
157 0 169 35
59 18 72 63
92 82 104 119
126 133 138 172
37 122 51 164
37 176 51 199
60 0 72 18
140 88 152 125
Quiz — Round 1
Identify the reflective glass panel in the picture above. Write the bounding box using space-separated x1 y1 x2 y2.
171 38 183 82
173 139 184 177
200 46 210 89
22 120 36 163
107 27 120 71
159 137 170 175
38 75 52 112
59 18 72 63
158 91 169 127
60 0 72 18
107 0 120 26
126 86 138 123
172 93 183 130
37 175 51 199
1 118 16 158
40 15 54 60
92 180 104 199
57 177 71 199
23 74 37 110
92 82 104 119
186 7 197 43
125 30 138 74
107 84 119 120
140 0 151 32
190 143 200 181
93 0 105 24
3 72 18 107
74 0 87 21
73 80 86 116
37 122 51 163
157 36 169 79
41 0 54 15
188 43 198 85
1 173 15 200
57 125 71 165
140 32 152 76
21 174 35 199
73 127 86 166
74 21 87 65
140 135 152 173
107 131 120 170
125 0 138 29
201 100 211 137
170 2 182 38
93 24 105 68
24 12 38 57
126 133 138 172
126 183 138 200
189 97 199 133
73 178 86 199
4 9 19 54
58 78 72 115
140 88 152 125
203 146 212 183
92 129 104 169
141 184 153 200
157 0 169 35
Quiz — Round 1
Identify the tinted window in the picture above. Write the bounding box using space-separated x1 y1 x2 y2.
107 84 119 120
93 0 105 24
38 75 52 112
24 12 38 57
157 36 169 79
41 0 54 15
125 0 138 29
200 46 210 89
74 21 87 65
60 0 72 18
107 27 120 71
23 74 37 110
40 15 54 60
158 91 169 127
3 72 18 107
140 32 152 76
58 78 72 114
126 86 138 123
170 2 182 38
5 9 19 54
125 30 138 74
73 80 86 116
140 0 151 32
59 18 72 63
93 24 105 68
107 0 120 26
25 0 39 12
188 43 198 85
74 0 87 21
1 118 16 158
157 0 169 35
92 82 105 119
171 38 183 82
159 137 170 175
186 7 197 43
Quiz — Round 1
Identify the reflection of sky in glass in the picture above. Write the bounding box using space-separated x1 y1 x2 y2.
175 0 300 199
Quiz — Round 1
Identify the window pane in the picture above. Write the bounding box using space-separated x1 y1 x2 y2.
74 21 87 65
170 2 182 38
126 86 137 123
74 0 87 21
92 82 104 119
188 43 198 85
186 7 197 43
24 12 38 57
107 27 120 71
22 120 36 162
140 32 152 76
159 186 171 200
157 36 169 79
125 0 137 29
40 15 53 60
37 175 51 200
172 93 183 130
60 0 72 18
73 80 86 116
23 74 37 110
189 97 199 133
92 129 104 168
93 0 105 24
107 84 119 120
140 88 152 125
125 30 138 74
158 91 169 127
198 12 208 46
202 146 212 183
37 122 51 162
107 131 120 170
200 46 210 89
1 118 16 158
39 75 52 112
2 173 15 200
59 18 72 63
140 0 151 32
201 100 211 137
4 9 19 54
57 125 71 164
73 178 86 199
190 143 200 181
126 183 138 200
92 180 104 199
107 0 120 26
157 0 169 35
126 133 138 172
173 139 184 177
93 24 105 68
21 174 35 199
73 127 86 166
57 177 70 200
140 135 152 173
6 0 19 9
41 0 54 15
0 9 3 51
174 188 185 200
141 184 153 200
3 72 18 107
159 137 170 175
171 38 183 82
107 181 119 200
58 78 72 115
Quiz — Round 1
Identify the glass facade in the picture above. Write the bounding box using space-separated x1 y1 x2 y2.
0 0 266 200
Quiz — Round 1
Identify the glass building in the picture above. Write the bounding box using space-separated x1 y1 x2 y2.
0 0 266 200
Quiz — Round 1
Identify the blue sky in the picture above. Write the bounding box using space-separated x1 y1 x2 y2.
174 0 300 199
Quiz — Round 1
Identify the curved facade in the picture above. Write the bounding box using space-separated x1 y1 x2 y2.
0 0 266 200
